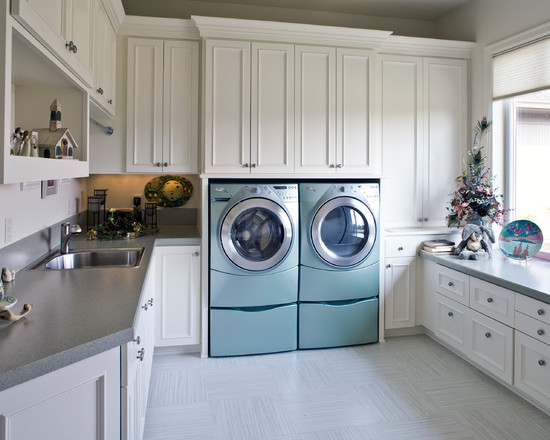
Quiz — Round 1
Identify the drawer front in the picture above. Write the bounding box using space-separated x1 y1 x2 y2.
470 277 515 326
435 265 469 305
468 309 513 384
515 311 550 345
435 293 468 353
385 237 421 258
515 293 550 325
514 330 550 409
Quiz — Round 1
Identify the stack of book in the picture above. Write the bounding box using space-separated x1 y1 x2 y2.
422 239 455 254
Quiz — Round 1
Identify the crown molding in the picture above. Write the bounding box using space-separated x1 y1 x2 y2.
118 16 200 40
380 35 476 58
102 0 125 33
191 16 393 48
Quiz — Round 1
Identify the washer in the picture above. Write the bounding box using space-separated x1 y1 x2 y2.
209 181 299 356
299 181 380 349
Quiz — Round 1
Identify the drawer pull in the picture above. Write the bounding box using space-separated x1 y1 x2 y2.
448 312 454 317
448 282 454 287
538 359 546 366
487 297 493 303
538 309 545 316
485 332 491 338
538 329 545 336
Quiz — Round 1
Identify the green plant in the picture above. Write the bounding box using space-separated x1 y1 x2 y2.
87 208 153 240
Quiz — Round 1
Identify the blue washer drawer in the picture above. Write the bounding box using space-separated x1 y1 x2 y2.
298 297 378 349
210 303 297 356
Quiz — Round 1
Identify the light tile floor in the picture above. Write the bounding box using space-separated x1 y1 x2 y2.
144 335 550 439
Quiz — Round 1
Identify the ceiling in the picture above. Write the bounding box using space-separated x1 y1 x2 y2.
121 0 474 22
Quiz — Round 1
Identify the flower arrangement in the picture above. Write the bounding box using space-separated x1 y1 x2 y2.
447 117 506 228
87 208 150 240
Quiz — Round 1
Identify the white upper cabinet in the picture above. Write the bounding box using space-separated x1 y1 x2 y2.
126 38 199 173
295 46 376 174
380 55 468 228
204 39 294 174
91 1 116 117
11 0 93 87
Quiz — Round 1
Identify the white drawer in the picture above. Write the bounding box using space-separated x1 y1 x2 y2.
385 237 422 258
468 309 513 384
435 265 470 306
515 293 550 325
469 278 515 326
514 330 550 409
515 311 550 346
435 293 468 353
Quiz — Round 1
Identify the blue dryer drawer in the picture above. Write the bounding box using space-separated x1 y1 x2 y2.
299 263 379 302
211 266 298 307
210 303 297 356
298 297 378 349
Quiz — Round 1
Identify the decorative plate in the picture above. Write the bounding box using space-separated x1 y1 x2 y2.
0 296 17 309
144 175 193 208
499 220 544 260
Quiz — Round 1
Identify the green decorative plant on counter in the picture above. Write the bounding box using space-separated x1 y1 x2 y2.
87 208 155 240
447 117 507 228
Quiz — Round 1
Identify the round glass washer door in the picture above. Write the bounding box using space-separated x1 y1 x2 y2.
311 197 376 267
220 198 293 271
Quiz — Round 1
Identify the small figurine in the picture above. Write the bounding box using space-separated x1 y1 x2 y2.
2 268 15 283
19 130 31 156
455 223 495 260
10 127 23 155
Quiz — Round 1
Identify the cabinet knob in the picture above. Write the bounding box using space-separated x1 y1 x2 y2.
336 164 343 168
538 359 546 366
485 332 491 338
141 303 149 311
329 164 335 168
448 281 454 287
423 217 429 222
537 329 545 336
398 246 404 251
487 297 493 303
538 309 545 316
148 298 154 307
155 162 161 167
137 348 145 362
108 99 113 104
194 251 200 257
133 336 141 345
243 163 250 168
448 312 454 317
250 163 256 168
386 264 391 268
96 87 104 95
65 40 77 53
417 218 423 222
163 162 168 167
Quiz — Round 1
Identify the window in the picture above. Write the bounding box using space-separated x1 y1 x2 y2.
491 32 550 260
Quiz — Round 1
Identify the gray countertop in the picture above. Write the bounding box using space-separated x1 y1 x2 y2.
420 250 550 304
0 225 201 392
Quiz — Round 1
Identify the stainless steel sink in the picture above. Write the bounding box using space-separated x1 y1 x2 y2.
32 248 145 270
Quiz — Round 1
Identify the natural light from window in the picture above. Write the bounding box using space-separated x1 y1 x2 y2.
494 89 550 258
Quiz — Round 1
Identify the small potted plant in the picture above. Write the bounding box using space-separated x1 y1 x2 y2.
446 117 506 228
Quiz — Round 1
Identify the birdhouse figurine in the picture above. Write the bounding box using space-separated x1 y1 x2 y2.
34 128 78 159
49 99 62 131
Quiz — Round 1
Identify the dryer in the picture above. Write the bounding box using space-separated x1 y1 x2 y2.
209 182 299 356
299 181 380 349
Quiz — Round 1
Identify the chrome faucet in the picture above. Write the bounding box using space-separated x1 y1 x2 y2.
60 223 82 254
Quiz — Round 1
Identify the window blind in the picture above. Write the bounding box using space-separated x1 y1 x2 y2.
493 36 550 100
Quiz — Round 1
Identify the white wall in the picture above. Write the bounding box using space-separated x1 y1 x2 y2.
0 178 86 250
435 0 550 125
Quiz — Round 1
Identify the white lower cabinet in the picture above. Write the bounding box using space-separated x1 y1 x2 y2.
154 246 201 347
515 330 550 408
122 269 156 440
0 348 120 440
435 293 468 352
385 256 416 329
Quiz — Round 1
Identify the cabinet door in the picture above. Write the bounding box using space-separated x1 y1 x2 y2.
435 293 469 353
204 40 251 173
11 0 93 87
163 40 199 173
155 246 201 347
380 55 423 227
126 38 164 172
295 45 336 173
0 348 120 440
336 48 377 174
385 256 416 329
422 58 468 227
251 42 295 173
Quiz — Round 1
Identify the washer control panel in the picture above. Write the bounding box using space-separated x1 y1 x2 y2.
239 184 298 202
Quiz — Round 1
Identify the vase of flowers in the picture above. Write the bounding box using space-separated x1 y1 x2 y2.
447 117 506 228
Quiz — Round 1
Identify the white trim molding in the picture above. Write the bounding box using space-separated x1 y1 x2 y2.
119 16 200 40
